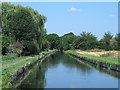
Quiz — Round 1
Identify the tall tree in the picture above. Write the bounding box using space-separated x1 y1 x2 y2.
115 33 120 50
60 32 76 50
101 32 113 50
1 3 47 55
47 33 59 50
77 32 97 50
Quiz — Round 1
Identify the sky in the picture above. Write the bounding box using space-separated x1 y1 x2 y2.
11 2 118 40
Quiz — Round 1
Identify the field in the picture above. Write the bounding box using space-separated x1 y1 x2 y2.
66 50 119 65
76 50 119 58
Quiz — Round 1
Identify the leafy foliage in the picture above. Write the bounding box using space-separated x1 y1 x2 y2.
1 2 47 55
115 33 120 50
7 42 24 56
2 35 11 55
1 2 119 56
47 33 60 50
77 32 97 50
98 32 113 50
60 32 76 51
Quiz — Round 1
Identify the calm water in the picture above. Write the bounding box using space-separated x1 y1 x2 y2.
18 52 119 88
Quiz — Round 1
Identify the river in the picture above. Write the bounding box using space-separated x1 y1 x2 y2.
18 52 119 88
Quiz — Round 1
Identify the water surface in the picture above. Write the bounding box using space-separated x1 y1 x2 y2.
18 52 119 88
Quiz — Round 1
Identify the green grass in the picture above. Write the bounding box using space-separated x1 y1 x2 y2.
2 50 56 70
2 49 56 88
2 56 37 88
2 56 29 69
66 50 119 65
2 58 37 88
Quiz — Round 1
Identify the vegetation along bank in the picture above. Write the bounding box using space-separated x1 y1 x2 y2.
66 50 120 72
2 50 57 88
1 2 120 88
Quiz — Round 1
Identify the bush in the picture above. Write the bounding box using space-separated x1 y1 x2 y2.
22 40 39 55
6 42 24 56
2 35 11 55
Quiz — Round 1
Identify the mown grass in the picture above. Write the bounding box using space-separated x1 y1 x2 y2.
2 58 37 88
66 50 119 65
2 50 56 71
2 49 56 88
2 56 29 69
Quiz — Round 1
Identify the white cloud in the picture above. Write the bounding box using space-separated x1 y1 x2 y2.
108 14 115 17
69 8 80 12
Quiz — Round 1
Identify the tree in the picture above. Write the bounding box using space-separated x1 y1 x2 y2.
77 32 97 50
109 39 118 50
101 32 113 50
97 39 105 49
60 32 76 51
2 35 11 55
41 29 49 50
2 3 16 36
47 33 59 50
115 33 120 50
8 6 36 41
1 3 47 55
21 40 39 55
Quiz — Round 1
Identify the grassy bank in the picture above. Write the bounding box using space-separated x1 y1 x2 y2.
66 50 119 65
2 50 56 88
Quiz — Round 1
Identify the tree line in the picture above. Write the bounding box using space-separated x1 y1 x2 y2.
47 32 120 51
1 3 120 56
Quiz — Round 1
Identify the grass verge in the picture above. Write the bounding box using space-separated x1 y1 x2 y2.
2 49 56 88
66 50 119 65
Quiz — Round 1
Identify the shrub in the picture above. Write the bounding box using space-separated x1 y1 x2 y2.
6 42 24 56
22 40 39 55
2 35 11 55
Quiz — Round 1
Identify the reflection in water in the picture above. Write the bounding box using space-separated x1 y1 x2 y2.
18 63 46 88
18 52 119 88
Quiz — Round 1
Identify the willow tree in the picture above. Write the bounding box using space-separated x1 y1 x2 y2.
2 2 47 55
2 3 16 36
31 9 47 51
37 15 47 51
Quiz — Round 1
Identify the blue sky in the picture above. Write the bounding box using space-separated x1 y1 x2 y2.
12 2 118 40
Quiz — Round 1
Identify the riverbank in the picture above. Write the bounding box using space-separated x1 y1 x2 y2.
2 50 57 88
18 52 119 88
66 50 120 72
76 50 119 58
